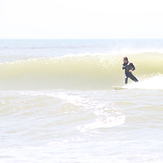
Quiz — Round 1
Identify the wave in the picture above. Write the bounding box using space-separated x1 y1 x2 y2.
0 52 163 90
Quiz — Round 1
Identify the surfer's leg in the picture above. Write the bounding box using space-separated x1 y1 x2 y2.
125 77 128 84
129 74 138 82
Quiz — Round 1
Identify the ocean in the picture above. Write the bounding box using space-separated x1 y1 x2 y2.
0 39 163 163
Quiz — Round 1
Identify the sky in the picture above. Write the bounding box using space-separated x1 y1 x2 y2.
0 0 163 39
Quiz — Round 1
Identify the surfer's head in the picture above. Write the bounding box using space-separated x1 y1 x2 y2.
123 57 128 63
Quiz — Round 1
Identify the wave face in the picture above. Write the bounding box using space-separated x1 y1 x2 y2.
0 52 163 90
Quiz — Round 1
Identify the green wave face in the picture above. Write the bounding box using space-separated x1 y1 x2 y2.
0 53 162 90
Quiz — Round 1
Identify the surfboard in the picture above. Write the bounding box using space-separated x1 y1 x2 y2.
113 86 126 90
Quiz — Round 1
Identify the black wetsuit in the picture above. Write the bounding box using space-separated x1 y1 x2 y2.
122 62 138 84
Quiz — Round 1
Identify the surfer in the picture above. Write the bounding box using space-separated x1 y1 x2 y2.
122 57 138 84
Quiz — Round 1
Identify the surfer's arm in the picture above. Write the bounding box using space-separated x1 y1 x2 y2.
122 63 127 70
129 63 135 71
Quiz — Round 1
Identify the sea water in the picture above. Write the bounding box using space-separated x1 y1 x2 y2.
0 39 163 162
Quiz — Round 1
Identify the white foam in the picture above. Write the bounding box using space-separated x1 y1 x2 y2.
77 106 125 133
126 75 163 90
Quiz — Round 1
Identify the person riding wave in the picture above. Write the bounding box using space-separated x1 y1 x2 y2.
122 57 138 84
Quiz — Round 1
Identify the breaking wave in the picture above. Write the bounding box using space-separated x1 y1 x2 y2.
0 52 163 90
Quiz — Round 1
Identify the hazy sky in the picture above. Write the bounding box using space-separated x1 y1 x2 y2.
1 0 163 39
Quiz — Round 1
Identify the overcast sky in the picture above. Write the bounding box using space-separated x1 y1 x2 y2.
0 0 163 39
